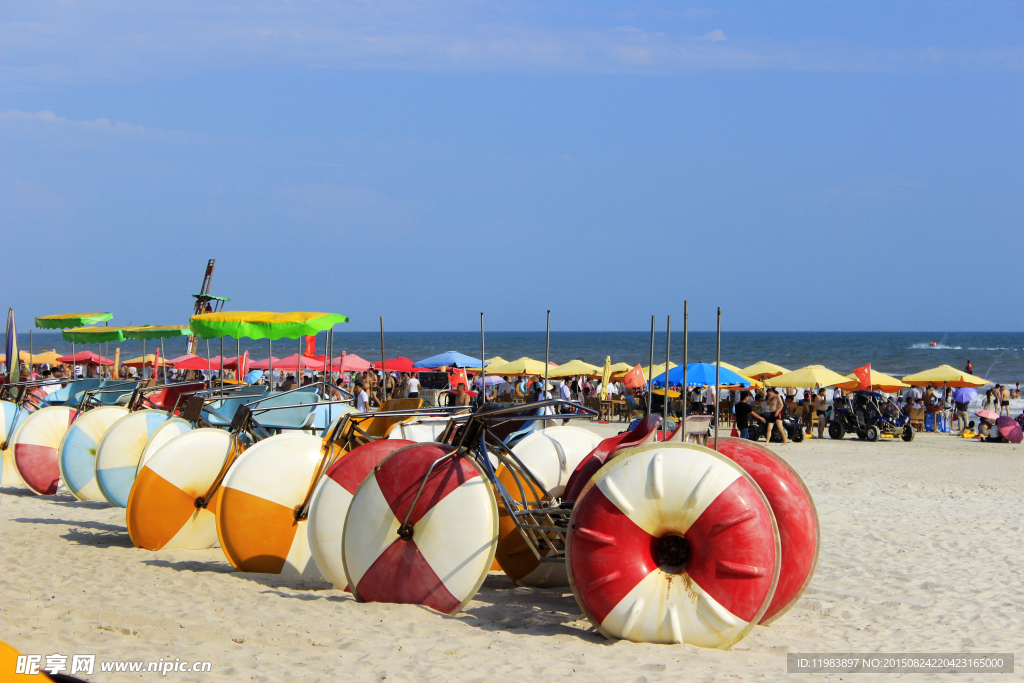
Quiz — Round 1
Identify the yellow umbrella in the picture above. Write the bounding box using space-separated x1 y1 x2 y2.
484 357 556 377
765 365 851 388
740 361 790 379
712 362 762 388
600 356 611 400
835 370 909 393
121 354 171 368
901 365 987 388
549 359 602 378
466 356 508 372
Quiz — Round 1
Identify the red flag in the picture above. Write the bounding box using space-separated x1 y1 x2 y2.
623 364 646 389
239 350 250 379
853 363 871 390
303 335 316 358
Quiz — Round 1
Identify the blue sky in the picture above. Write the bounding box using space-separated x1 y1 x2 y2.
2 1 1021 332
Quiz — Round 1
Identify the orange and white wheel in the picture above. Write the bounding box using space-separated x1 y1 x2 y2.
12 405 75 495
567 442 780 647
1 401 27 489
494 426 601 587
342 443 497 614
306 439 415 589
714 437 819 624
95 410 191 508
127 428 236 551
58 405 127 501
215 432 326 576
136 417 193 475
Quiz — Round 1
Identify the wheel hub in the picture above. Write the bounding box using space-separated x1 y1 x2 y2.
656 534 690 570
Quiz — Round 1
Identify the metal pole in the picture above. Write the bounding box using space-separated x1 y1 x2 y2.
142 339 145 380
162 338 167 384
544 310 551 401
297 335 302 387
379 317 386 403
715 306 721 451
236 338 240 382
29 329 33 377
72 341 75 379
682 300 688 431
480 312 486 405
647 315 655 417
269 339 273 390
662 316 671 438
219 337 224 387
206 338 211 385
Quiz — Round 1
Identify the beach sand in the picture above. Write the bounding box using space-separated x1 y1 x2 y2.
1 426 1022 682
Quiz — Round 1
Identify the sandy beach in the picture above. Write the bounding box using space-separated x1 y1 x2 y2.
2 426 1021 682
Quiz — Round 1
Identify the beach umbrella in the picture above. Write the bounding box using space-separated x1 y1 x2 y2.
55 351 113 366
332 353 371 372
261 353 324 372
740 361 790 380
952 387 978 404
997 416 1022 444
4 309 19 384
549 359 602 378
35 312 114 378
902 365 987 388
976 409 999 421
835 369 909 393
122 354 170 368
600 357 611 400
466 356 507 372
166 353 209 370
765 365 850 388
189 311 348 340
368 357 420 373
123 325 191 340
413 351 484 368
482 357 556 377
473 375 505 387
712 362 762 388
652 363 751 388
247 357 281 370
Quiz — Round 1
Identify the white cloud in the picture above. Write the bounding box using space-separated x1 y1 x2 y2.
1 109 152 134
705 29 726 42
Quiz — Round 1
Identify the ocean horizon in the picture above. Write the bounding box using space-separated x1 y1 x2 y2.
14 330 1024 385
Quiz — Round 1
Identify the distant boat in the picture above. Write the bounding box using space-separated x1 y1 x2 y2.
929 341 938 347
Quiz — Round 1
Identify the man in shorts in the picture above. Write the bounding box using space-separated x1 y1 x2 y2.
763 387 787 445
734 390 757 439
1000 384 1011 416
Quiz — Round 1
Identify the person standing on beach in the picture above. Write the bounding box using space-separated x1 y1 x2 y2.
355 382 369 412
1000 384 1011 416
764 388 787 445
406 373 420 399
813 389 828 439
735 391 757 439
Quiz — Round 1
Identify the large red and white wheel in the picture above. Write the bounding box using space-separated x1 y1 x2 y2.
561 414 662 503
215 432 327 576
12 406 75 495
342 443 498 614
127 428 236 551
714 437 819 624
494 426 602 587
306 439 415 589
567 442 780 647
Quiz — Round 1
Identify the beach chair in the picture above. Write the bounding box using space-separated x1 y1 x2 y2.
246 391 320 434
202 386 269 426
667 414 714 445
92 379 141 406
910 406 926 432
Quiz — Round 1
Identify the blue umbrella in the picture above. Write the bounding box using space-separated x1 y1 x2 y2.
651 363 750 388
952 387 978 404
413 351 484 368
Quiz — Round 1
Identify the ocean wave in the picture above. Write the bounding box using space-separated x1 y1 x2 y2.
909 343 963 350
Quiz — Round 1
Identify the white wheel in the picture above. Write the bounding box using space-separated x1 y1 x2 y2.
58 406 127 501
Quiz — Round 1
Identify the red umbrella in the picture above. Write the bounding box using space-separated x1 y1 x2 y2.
166 354 213 370
249 355 323 372
997 416 1022 444
369 357 430 373
56 351 113 366
332 353 371 372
